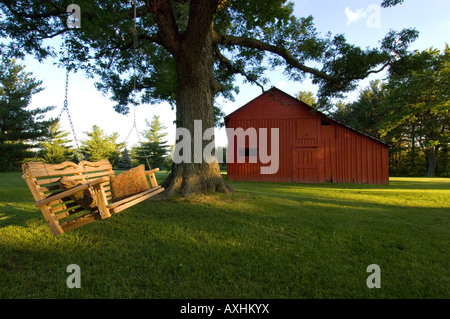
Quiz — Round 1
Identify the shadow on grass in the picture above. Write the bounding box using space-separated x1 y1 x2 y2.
0 172 449 298
1 189 448 298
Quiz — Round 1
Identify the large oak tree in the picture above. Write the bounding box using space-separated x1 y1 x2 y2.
0 0 414 195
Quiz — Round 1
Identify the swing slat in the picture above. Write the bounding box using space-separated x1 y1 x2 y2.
107 186 164 212
22 160 164 236
34 176 110 207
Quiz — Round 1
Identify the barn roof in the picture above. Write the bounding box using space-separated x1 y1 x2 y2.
224 87 389 147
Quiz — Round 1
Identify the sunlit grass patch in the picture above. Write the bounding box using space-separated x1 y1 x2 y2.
0 172 448 298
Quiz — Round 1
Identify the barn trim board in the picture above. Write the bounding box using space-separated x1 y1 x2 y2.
224 87 389 184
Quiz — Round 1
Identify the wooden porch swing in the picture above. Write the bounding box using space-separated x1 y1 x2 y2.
22 0 164 235
22 75 165 235
22 64 165 235
22 159 164 236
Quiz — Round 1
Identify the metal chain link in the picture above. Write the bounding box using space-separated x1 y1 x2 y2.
113 0 152 170
61 67 101 213
61 69 83 158
23 67 77 176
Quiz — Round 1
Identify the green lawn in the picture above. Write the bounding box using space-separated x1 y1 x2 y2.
0 172 448 299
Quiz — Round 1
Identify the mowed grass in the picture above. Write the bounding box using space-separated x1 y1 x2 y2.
0 171 448 299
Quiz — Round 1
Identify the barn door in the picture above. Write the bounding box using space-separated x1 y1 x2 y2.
292 147 321 183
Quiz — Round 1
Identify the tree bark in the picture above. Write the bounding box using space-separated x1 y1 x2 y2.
426 148 438 177
161 29 231 197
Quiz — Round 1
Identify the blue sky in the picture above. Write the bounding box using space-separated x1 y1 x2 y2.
24 0 450 149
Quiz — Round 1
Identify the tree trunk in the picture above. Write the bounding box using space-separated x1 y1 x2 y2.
161 31 231 197
426 148 438 177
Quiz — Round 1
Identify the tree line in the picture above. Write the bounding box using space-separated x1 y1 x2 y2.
298 46 449 177
1 46 448 176
42 119 171 171
0 56 171 172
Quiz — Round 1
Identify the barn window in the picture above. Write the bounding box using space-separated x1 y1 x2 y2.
239 148 258 157
321 119 331 126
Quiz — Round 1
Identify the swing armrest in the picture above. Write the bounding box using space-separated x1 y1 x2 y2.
35 176 110 207
145 168 160 175
145 168 160 187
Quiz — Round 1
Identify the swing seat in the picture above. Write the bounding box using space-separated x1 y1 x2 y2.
22 159 164 236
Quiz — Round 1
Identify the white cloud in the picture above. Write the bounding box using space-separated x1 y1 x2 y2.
345 6 368 25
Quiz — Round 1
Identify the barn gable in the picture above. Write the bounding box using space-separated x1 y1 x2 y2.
224 88 313 121
225 87 389 184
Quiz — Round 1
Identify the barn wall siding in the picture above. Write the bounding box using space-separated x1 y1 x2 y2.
225 88 389 185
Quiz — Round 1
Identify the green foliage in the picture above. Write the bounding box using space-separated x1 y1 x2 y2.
332 80 386 140
331 47 449 177
39 121 75 164
295 90 318 107
0 56 54 171
116 148 133 170
381 0 405 8
381 46 450 176
216 146 227 170
0 0 414 112
134 115 169 169
80 125 123 163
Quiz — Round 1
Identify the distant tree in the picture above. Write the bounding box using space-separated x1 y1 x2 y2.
117 148 133 170
136 115 169 169
70 152 83 164
159 144 175 172
40 120 74 164
81 125 123 163
332 80 386 140
295 90 318 108
128 143 141 167
380 46 450 177
0 57 54 171
331 80 414 175
216 146 227 170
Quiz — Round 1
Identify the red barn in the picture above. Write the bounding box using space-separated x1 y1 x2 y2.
224 87 389 184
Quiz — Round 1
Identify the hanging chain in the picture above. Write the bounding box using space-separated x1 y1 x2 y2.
23 66 79 177
113 0 152 170
61 68 82 158
61 66 101 213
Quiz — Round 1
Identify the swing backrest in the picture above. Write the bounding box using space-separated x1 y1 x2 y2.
22 159 114 235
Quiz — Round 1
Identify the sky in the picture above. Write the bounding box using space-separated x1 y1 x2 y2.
21 0 450 150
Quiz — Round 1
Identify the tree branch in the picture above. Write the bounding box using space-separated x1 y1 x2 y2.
212 31 342 85
137 33 164 47
364 61 391 77
1 1 66 19
213 45 265 93
146 0 180 53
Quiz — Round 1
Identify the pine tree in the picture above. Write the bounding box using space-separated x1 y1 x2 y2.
117 148 133 170
0 57 54 171
40 120 74 164
81 125 123 164
136 115 169 169
295 91 318 108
